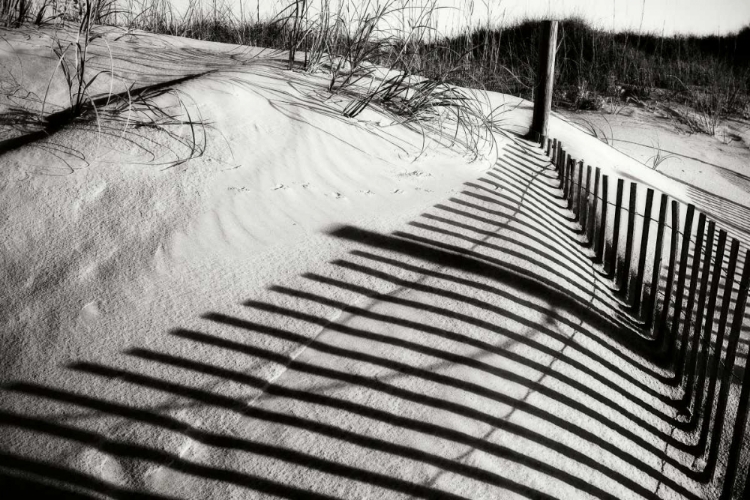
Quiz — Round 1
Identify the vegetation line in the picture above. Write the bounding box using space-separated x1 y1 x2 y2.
0 69 214 155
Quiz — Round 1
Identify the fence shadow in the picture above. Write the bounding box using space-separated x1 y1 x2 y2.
1 139 748 499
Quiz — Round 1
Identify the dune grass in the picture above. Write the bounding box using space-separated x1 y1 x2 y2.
273 2 750 129
2 0 749 139
0 0 208 167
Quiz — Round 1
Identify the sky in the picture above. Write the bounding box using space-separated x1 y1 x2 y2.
476 0 750 35
176 0 750 37
239 0 750 36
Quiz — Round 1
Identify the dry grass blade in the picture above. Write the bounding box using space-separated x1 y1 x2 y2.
645 139 676 170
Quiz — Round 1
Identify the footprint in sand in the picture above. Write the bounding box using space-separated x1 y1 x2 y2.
79 300 103 324
397 170 431 178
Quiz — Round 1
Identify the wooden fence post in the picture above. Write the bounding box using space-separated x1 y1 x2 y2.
561 148 569 195
581 164 592 241
560 147 565 178
644 194 668 329
630 188 654 311
587 167 600 247
556 146 568 191
595 174 608 263
567 156 575 210
529 21 559 142
568 156 576 210
605 179 624 278
552 139 558 165
655 200 680 343
666 204 696 364
618 182 638 297
576 160 585 221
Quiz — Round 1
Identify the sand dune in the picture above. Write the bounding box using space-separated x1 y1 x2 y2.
1 28 749 499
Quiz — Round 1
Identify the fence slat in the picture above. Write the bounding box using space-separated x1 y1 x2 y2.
667 204 696 363
618 182 638 297
552 138 558 164
630 188 654 311
655 200 680 346
605 179 624 278
561 149 569 198
644 194 668 329
575 160 584 219
566 156 575 209
581 164 592 238
586 167 600 247
595 175 608 263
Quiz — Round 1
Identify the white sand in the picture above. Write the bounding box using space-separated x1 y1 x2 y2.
1 27 748 499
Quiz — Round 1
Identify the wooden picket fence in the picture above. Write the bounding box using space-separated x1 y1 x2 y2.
541 136 750 499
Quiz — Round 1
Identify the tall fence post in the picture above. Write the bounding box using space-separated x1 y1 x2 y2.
529 20 559 142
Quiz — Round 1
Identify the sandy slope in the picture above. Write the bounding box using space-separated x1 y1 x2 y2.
0 26 491 389
0 26 496 495
1 28 748 499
